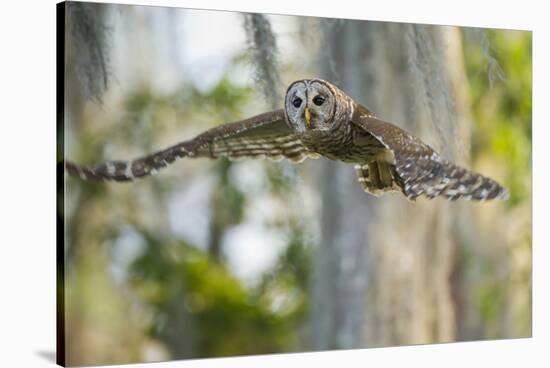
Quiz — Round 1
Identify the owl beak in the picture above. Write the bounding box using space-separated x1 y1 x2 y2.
304 107 312 129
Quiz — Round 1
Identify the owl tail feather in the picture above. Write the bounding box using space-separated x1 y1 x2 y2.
399 158 509 201
438 163 509 201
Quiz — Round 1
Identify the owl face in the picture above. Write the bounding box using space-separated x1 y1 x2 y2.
284 79 339 134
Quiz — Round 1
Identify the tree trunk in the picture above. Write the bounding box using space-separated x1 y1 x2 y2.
311 20 472 348
311 19 373 350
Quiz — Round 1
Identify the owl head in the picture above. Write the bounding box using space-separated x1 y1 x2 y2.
284 79 351 134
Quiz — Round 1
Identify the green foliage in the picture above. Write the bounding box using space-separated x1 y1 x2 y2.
188 77 254 120
255 231 312 324
112 75 308 357
463 30 532 205
264 162 294 195
463 29 532 337
475 262 505 337
211 159 246 228
128 233 299 357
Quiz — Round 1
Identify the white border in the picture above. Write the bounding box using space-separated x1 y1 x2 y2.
0 0 547 367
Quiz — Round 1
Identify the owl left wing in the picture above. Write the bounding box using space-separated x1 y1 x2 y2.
350 106 509 201
65 109 318 182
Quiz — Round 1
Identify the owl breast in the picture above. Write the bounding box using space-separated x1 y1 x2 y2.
297 122 383 163
298 128 349 159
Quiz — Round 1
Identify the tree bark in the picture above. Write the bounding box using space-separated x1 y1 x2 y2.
311 19 373 350
311 21 472 348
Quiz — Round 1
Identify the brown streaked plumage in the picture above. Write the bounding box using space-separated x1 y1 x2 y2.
66 78 508 201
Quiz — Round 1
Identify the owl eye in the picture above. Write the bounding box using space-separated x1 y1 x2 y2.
313 95 326 106
292 97 302 108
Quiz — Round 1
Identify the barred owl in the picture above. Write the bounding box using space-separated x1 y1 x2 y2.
65 79 508 201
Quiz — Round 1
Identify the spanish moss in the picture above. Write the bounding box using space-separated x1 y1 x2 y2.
67 2 112 104
463 28 506 88
243 13 282 109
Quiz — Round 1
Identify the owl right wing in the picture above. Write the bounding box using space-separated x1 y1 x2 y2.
65 109 319 182
350 105 509 201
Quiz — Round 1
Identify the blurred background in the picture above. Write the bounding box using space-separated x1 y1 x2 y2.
60 2 532 366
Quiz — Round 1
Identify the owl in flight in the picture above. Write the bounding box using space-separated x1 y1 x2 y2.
66 79 508 201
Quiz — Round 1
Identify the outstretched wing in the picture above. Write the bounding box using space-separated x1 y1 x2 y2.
350 105 509 201
65 109 318 182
